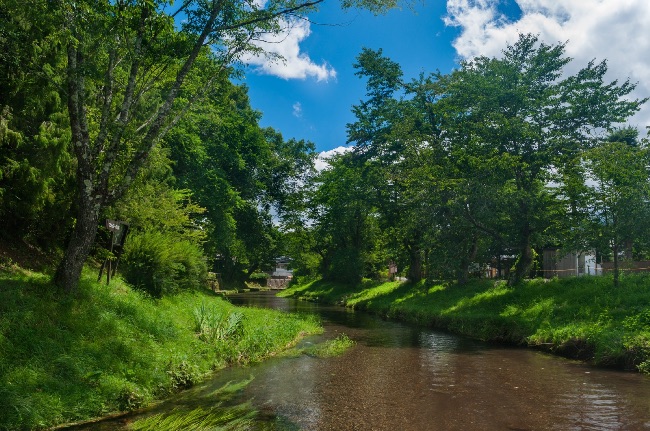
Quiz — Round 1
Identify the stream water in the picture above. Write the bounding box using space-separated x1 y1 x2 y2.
72 292 650 430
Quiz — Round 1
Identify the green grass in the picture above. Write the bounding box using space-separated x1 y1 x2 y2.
280 333 355 358
129 379 257 431
0 267 321 431
281 275 650 373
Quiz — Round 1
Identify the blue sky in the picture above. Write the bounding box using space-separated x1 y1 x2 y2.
237 0 650 154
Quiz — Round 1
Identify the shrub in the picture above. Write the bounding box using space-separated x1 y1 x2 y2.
122 231 207 297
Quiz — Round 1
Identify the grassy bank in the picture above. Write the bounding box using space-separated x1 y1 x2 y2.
0 266 321 431
280 276 650 372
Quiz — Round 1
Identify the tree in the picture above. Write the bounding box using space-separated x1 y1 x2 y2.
347 48 494 283
0 2 75 246
0 0 397 291
165 79 316 284
109 146 208 296
347 48 432 282
310 153 383 283
583 135 650 287
434 34 645 284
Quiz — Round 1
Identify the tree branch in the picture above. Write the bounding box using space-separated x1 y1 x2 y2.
215 0 324 33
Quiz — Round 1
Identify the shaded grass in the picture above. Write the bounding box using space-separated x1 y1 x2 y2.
281 275 650 372
0 267 321 430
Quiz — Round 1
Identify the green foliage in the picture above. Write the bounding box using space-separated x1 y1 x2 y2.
0 96 74 248
0 1 75 246
310 153 384 283
282 226 322 280
0 266 321 430
432 34 644 284
130 404 256 431
165 82 316 284
193 303 244 344
249 272 270 281
2 0 361 291
581 140 650 285
305 334 355 358
327 247 365 284
297 34 647 287
108 147 209 297
122 230 207 297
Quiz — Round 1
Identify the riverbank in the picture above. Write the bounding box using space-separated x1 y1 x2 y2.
280 276 650 373
0 265 321 431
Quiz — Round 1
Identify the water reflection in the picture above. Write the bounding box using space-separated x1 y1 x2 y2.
70 292 650 430
414 331 650 431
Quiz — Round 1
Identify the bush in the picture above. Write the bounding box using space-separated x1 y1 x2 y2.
122 231 207 297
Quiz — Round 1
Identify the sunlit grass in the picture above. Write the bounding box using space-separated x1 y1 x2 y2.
130 404 255 431
281 333 355 358
345 281 402 307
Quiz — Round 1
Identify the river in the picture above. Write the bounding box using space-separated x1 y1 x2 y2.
71 292 650 430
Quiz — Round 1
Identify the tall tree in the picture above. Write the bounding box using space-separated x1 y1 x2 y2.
434 34 645 284
310 153 383 283
583 134 650 287
165 79 315 284
347 48 493 283
347 48 431 281
0 1 75 246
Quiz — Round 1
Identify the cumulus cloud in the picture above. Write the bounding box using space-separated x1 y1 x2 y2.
315 146 351 171
242 18 337 82
445 0 650 129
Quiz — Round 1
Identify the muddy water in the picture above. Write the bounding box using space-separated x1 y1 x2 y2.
75 292 650 430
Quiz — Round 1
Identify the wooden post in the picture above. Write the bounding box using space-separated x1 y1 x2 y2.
98 220 129 285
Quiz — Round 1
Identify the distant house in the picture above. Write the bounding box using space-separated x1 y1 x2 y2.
267 256 293 289
542 249 601 278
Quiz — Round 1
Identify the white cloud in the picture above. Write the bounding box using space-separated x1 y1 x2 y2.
445 0 650 129
242 18 337 82
292 101 303 118
315 146 351 171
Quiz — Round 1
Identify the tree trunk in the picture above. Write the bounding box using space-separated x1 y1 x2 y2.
457 235 479 285
53 191 102 292
53 37 103 292
407 244 423 283
613 238 620 288
509 231 533 286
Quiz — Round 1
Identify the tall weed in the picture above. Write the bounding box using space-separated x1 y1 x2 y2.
193 302 244 344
